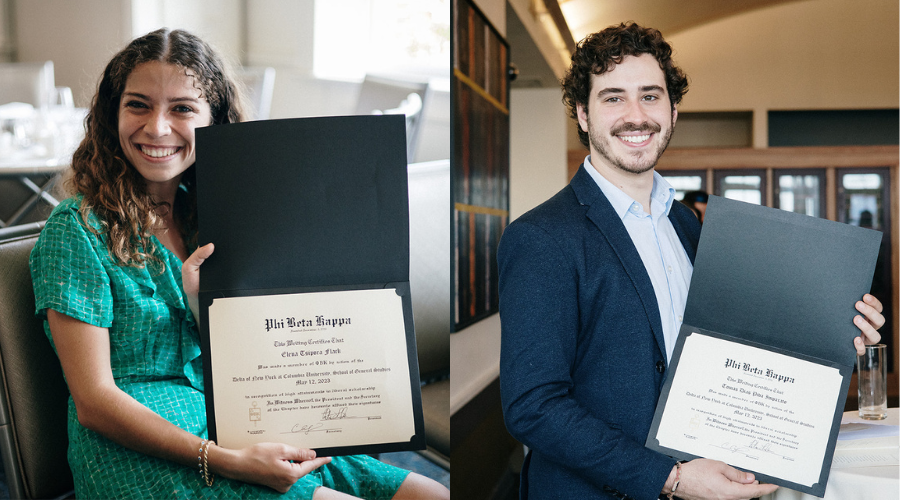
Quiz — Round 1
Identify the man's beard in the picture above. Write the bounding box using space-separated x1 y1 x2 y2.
587 114 674 175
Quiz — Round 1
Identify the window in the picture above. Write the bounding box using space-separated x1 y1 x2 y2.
840 173 885 229
314 0 450 82
775 170 825 218
715 171 766 206
658 170 706 201
837 168 894 373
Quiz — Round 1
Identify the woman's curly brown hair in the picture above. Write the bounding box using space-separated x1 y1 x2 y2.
562 22 689 148
67 28 245 269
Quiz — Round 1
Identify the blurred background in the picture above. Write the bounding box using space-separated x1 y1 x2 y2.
0 1 450 498
450 1 898 498
0 0 450 224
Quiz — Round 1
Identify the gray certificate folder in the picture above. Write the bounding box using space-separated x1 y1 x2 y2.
647 195 881 497
194 115 425 456
685 195 881 368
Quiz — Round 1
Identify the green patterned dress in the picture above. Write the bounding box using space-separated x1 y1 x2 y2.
30 197 409 499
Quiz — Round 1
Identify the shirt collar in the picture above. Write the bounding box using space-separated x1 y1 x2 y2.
583 155 677 220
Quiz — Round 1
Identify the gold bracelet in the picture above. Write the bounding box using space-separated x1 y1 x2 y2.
666 461 684 500
198 439 215 487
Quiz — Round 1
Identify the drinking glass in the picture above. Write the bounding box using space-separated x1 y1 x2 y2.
857 344 887 420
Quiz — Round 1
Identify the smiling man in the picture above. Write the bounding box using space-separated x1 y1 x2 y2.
497 22 883 500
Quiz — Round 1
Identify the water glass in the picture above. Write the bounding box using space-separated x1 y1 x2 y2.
857 344 887 420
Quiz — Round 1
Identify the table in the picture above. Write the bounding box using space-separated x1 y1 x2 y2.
761 407 899 500
0 158 68 227
0 106 85 227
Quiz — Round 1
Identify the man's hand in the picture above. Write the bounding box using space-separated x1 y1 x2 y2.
664 458 778 500
854 294 884 355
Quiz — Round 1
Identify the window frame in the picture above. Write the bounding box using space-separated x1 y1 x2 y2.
773 168 827 218
714 168 767 206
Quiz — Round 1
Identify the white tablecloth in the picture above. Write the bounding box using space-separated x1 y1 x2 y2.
761 407 899 500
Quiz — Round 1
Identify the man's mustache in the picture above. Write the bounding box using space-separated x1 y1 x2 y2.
610 121 662 135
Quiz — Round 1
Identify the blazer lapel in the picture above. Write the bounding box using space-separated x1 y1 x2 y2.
669 207 699 264
569 166 668 359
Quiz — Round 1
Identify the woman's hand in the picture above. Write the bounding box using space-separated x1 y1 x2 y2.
182 243 215 323
211 442 331 493
50 310 329 494
854 294 884 355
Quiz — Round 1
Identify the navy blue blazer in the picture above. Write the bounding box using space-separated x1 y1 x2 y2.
498 165 702 500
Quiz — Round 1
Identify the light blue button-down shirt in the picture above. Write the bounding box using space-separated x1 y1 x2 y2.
583 156 693 361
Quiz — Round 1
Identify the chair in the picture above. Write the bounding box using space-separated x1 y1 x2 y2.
419 378 449 468
355 75 429 161
407 160 450 469
0 61 55 108
0 222 74 499
235 66 276 121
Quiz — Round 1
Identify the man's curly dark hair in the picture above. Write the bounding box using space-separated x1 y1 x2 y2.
562 22 689 148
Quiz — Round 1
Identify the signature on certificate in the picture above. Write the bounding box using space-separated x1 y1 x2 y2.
321 407 349 421
282 407 385 435
289 422 327 435
713 439 788 460
320 407 383 422
713 441 760 460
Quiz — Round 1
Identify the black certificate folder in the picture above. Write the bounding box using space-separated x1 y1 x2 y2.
646 196 881 497
194 115 425 457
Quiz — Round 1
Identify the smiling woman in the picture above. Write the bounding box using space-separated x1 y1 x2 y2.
117 61 212 202
67 28 244 269
114 61 213 262
28 27 449 500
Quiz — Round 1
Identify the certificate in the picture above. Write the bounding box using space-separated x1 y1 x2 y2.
652 330 844 489
207 288 417 452
194 115 426 456
646 196 882 497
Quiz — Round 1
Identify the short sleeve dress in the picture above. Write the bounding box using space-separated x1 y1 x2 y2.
30 197 409 499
